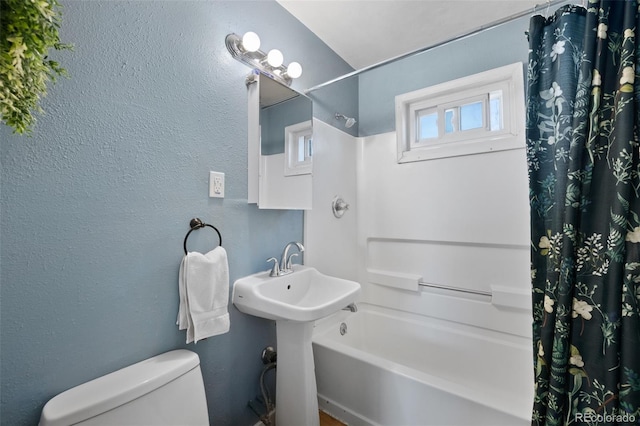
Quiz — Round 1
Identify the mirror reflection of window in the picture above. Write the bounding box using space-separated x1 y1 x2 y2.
259 75 312 156
249 72 313 209
297 135 312 163
284 120 312 176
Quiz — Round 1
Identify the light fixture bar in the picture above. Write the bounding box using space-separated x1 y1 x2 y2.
225 33 302 86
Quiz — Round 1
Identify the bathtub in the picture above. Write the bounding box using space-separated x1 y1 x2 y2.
312 304 533 426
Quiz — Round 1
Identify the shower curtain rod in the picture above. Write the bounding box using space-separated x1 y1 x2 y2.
304 0 570 94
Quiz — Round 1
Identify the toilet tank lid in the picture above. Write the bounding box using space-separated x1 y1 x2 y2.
40 350 201 426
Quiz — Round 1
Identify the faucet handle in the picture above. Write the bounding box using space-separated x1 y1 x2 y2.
332 197 350 218
286 253 299 270
267 257 280 277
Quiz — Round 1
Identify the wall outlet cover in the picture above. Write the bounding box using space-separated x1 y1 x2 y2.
209 171 225 198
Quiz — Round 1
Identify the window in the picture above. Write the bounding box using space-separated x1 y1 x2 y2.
396 63 525 163
284 120 312 176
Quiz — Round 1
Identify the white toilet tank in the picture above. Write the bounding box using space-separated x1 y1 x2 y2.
39 349 209 426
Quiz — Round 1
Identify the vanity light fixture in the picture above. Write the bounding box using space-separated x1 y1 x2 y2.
265 49 284 67
241 31 261 52
225 32 302 86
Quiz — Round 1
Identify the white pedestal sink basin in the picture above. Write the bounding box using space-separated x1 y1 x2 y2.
232 265 360 426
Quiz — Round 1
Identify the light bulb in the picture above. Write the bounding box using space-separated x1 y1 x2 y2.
286 62 302 79
241 32 260 52
267 49 284 67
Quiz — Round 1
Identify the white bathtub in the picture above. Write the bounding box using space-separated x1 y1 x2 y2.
312 304 533 426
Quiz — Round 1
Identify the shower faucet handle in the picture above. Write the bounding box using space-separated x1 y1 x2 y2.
332 196 349 218
335 199 349 211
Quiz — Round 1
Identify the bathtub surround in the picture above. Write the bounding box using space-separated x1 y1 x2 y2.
307 11 533 330
0 1 352 424
303 120 358 281
306 8 537 425
307 121 533 424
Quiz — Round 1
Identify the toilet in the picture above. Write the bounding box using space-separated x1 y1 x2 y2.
39 350 209 426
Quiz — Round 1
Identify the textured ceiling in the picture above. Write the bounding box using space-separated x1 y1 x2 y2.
276 0 543 70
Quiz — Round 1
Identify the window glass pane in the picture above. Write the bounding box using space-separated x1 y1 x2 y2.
460 101 484 131
307 137 313 158
418 112 438 140
297 136 305 162
445 108 456 134
489 90 503 131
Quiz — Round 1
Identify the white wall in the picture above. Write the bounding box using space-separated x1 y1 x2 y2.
304 119 358 281
357 132 532 337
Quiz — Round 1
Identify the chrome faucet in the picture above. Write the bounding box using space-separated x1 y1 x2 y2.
268 242 304 276
342 303 358 312
280 241 304 273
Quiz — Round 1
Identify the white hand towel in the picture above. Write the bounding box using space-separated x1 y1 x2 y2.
176 255 189 330
178 247 230 344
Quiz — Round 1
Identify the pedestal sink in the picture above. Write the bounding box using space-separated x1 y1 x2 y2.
232 265 360 426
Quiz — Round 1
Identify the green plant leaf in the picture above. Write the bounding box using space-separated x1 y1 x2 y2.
1 0 72 135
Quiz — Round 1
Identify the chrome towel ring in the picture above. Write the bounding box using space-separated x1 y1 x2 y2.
183 218 222 255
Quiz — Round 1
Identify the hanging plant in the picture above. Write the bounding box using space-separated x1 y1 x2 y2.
1 0 71 135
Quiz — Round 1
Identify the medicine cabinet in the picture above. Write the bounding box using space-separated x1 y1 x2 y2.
247 71 313 209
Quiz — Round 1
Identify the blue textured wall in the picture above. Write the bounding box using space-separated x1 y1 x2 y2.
0 1 352 425
356 16 531 136
309 76 359 137
308 17 532 138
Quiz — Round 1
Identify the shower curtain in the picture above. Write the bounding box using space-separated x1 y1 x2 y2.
526 1 640 425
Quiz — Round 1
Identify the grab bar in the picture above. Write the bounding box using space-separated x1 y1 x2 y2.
418 281 491 297
367 268 492 296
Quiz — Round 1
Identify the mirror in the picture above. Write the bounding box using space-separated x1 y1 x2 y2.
259 75 312 155
247 71 313 209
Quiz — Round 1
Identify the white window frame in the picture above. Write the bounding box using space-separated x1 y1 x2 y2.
395 62 525 163
284 120 313 176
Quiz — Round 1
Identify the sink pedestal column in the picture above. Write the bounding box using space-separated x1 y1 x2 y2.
275 320 319 426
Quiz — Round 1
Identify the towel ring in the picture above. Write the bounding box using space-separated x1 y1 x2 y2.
183 218 222 254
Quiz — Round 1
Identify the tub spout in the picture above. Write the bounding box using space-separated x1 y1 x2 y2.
342 303 357 312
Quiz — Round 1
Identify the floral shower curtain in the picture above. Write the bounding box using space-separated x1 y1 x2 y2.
527 1 640 425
